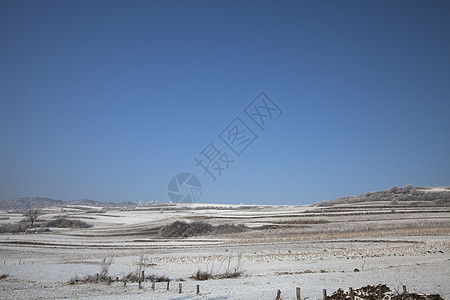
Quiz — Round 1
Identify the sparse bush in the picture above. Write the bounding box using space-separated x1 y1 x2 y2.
389 186 398 193
0 223 29 233
86 208 106 214
213 224 247 234
158 221 247 237
158 221 213 237
0 274 9 280
45 218 92 228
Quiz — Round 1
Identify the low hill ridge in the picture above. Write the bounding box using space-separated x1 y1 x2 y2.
0 197 136 210
316 185 450 207
0 197 65 210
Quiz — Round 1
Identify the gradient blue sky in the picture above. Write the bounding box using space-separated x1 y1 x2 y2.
1 0 449 205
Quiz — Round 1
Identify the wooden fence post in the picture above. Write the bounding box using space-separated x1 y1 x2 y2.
96 274 99 284
296 287 301 300
402 285 407 294
124 279 127 287
167 281 170 291
196 284 200 295
151 281 155 290
323 289 327 300
275 289 281 300
378 285 382 300
141 271 145 282
349 287 354 300
179 283 182 293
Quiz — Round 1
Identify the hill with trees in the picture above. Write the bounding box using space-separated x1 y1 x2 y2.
315 185 450 207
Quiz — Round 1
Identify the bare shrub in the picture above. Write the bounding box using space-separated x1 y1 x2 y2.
146 274 170 282
68 274 102 285
327 284 443 300
100 257 114 278
217 253 244 279
136 254 146 280
0 274 9 280
124 271 170 282
192 253 244 280
68 273 113 285
190 269 213 281
68 275 81 285
22 209 42 227
0 223 29 233
68 258 114 285
159 221 213 237
159 221 247 237
45 218 92 228
122 254 149 282
389 186 399 194
216 268 243 279
213 224 247 234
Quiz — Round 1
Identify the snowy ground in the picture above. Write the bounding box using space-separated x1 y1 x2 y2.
0 203 449 299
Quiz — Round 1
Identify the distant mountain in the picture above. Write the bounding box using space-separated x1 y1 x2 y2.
0 197 65 210
316 185 450 207
66 199 136 208
66 199 105 207
0 197 137 210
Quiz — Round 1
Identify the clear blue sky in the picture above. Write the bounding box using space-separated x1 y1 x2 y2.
1 0 449 205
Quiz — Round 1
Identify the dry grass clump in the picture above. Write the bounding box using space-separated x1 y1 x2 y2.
190 268 243 281
146 274 170 282
68 274 110 285
158 220 247 237
124 270 170 283
190 253 244 280
190 269 213 281
0 274 9 280
68 257 114 285
215 269 243 279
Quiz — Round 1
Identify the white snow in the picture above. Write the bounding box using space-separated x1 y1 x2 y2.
0 203 449 299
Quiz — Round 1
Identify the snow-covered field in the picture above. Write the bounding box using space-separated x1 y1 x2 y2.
0 203 449 299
